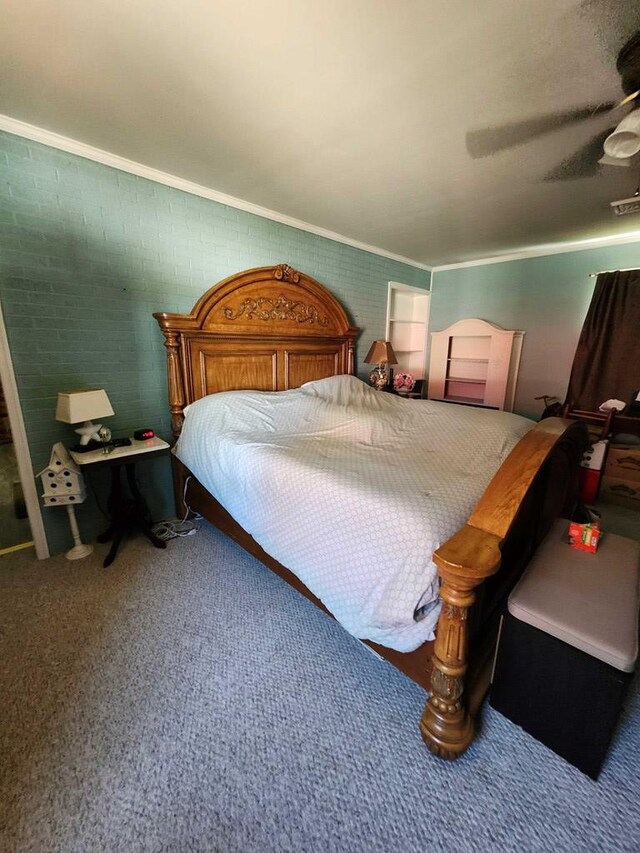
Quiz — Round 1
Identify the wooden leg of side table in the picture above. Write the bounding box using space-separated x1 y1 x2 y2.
103 526 125 568
125 464 166 551
97 467 121 545
98 463 166 567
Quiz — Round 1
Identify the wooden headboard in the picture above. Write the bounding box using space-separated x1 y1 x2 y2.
154 264 360 437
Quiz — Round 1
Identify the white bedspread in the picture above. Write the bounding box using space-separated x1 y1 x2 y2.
175 375 533 651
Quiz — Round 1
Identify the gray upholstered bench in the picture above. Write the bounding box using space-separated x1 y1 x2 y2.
490 518 639 779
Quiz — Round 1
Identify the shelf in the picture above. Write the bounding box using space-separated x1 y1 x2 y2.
444 395 491 406
432 397 498 410
430 318 523 412
387 283 430 380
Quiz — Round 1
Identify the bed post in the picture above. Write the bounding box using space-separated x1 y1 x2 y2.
159 328 186 438
420 526 502 758
347 338 355 375
420 417 587 759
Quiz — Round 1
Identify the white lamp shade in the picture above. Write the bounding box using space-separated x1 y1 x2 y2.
603 110 640 159
56 389 114 424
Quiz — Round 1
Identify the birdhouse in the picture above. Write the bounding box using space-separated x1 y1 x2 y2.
37 442 87 507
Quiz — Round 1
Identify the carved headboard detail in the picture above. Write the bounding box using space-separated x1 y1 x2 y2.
154 265 360 436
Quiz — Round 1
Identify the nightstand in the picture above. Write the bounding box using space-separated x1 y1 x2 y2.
71 437 170 567
383 388 423 399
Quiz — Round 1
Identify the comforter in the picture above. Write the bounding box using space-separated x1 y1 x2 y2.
175 375 533 651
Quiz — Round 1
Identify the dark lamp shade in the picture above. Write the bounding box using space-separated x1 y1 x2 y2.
364 340 398 365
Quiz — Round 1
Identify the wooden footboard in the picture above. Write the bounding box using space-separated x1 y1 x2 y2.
420 417 587 759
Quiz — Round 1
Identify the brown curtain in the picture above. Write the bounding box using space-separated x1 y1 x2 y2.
565 269 640 412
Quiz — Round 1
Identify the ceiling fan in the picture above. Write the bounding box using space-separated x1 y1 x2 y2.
466 30 640 180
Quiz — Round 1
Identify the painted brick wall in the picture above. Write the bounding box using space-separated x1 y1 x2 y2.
0 130 429 555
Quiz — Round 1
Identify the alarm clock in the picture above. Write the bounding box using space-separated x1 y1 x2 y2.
134 428 155 441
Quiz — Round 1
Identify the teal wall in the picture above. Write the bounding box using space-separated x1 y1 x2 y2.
431 243 640 420
0 130 429 556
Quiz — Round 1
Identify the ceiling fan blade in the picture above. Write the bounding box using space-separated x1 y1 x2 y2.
542 129 613 181
466 103 617 158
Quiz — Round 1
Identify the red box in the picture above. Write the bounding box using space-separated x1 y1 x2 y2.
568 507 601 553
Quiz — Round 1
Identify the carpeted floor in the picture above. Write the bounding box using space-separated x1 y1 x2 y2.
1 524 639 853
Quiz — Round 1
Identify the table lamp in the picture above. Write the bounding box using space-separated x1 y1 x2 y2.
56 389 115 450
364 340 398 390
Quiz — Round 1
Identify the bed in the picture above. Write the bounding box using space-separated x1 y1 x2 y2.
154 263 587 760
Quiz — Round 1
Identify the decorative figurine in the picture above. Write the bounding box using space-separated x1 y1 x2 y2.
37 443 93 560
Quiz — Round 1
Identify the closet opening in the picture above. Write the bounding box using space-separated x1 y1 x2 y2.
0 302 48 559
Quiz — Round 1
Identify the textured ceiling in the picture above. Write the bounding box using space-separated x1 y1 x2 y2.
2 0 640 266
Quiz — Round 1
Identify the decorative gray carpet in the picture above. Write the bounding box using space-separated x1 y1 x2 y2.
1 523 638 853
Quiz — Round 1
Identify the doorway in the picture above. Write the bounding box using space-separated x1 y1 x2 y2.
385 281 431 387
0 378 33 553
0 302 48 559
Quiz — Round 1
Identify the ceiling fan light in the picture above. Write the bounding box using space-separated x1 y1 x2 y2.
604 132 640 158
598 153 631 167
603 109 640 158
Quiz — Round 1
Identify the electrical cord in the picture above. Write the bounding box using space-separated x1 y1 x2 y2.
85 453 202 541
151 475 203 541
151 518 199 541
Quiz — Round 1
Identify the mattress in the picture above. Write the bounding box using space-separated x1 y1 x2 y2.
175 375 534 652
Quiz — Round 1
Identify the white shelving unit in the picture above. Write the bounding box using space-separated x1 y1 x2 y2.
428 318 524 411
385 282 431 381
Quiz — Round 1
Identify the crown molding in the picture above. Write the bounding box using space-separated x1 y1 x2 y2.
432 231 640 273
9 112 636 275
0 113 431 272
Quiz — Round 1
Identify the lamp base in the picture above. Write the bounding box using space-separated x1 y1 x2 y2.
368 366 389 390
75 420 103 445
66 542 93 561
70 440 103 453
